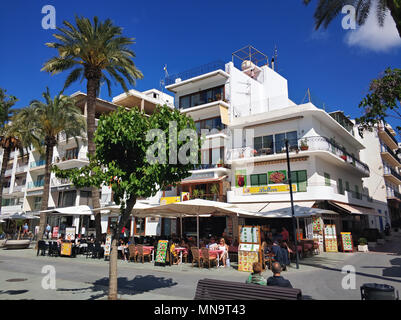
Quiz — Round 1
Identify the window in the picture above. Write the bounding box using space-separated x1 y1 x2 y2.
179 86 225 109
324 173 331 186
250 174 268 186
354 185 361 199
58 190 77 208
338 178 344 195
254 131 297 155
195 117 225 133
65 148 78 160
253 135 273 155
345 181 350 192
275 133 286 153
291 170 307 192
34 197 42 210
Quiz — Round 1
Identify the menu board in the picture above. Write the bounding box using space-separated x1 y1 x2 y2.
104 234 112 257
155 240 169 264
60 242 72 256
65 227 76 241
238 226 261 272
341 232 353 252
239 226 259 244
238 251 259 272
324 224 338 252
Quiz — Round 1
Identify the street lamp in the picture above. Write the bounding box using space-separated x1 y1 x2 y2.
285 139 300 269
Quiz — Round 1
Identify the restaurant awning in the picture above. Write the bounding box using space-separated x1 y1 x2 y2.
329 201 375 215
179 175 227 185
38 205 92 216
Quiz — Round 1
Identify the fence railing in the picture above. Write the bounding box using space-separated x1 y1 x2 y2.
27 180 45 189
165 60 226 86
30 160 46 168
227 136 370 174
381 143 401 164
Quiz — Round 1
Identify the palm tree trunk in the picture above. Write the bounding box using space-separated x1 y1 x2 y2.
39 142 54 241
0 147 11 216
108 195 136 300
387 0 401 38
86 76 102 242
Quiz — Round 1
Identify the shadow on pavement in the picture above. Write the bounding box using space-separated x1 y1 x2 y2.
0 289 29 295
360 258 401 278
56 274 178 300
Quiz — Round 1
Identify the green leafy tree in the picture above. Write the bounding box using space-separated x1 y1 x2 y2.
356 68 401 135
54 105 200 299
42 16 143 240
13 88 86 239
303 0 401 37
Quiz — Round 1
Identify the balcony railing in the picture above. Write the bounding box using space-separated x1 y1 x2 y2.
165 60 226 86
51 178 71 186
227 136 370 174
13 185 25 192
27 180 45 189
384 166 401 182
387 189 401 201
30 159 46 168
192 164 229 170
380 143 401 164
15 164 28 173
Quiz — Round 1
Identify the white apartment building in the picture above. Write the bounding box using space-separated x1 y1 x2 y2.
0 88 174 237
355 122 401 230
162 45 376 238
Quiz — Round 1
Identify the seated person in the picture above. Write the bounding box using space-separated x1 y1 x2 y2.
119 239 128 261
266 262 293 288
169 240 180 265
208 237 218 249
271 241 289 270
246 262 267 285
218 238 229 267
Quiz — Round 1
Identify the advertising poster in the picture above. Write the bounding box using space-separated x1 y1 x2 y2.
155 240 169 264
235 170 247 187
312 216 323 232
341 232 353 252
60 242 72 256
238 225 261 272
239 226 259 244
268 170 287 184
65 227 76 241
181 192 190 201
104 234 112 257
52 226 59 239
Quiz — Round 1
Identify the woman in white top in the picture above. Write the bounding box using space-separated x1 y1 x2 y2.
218 238 229 267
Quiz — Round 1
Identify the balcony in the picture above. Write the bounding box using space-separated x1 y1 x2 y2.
384 166 401 185
387 189 401 202
380 143 401 167
4 168 13 176
15 164 28 174
54 151 88 169
30 159 46 170
12 185 26 193
227 136 370 176
378 125 398 149
27 180 45 189
51 177 72 187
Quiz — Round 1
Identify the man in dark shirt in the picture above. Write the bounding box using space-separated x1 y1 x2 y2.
266 262 293 288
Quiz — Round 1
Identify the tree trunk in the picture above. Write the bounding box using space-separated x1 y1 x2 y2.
86 75 102 241
38 141 55 241
387 0 401 38
108 195 136 300
0 147 11 216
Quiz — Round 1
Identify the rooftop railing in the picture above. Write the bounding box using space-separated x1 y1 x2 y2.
165 60 226 86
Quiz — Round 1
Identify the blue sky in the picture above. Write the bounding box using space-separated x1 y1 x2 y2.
0 0 400 127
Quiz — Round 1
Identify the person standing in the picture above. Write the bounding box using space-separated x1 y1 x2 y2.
45 224 51 239
281 227 289 242
266 262 293 288
22 222 29 236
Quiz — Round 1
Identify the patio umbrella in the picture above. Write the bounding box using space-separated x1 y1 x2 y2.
257 205 336 218
139 199 243 247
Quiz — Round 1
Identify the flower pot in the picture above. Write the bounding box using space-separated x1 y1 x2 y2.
300 146 308 151
340 156 347 161
358 244 369 252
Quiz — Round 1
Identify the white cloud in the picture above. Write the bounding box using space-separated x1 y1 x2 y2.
344 8 401 52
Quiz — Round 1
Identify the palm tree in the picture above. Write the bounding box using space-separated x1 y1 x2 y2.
303 0 401 37
13 88 86 240
41 16 143 239
0 88 22 216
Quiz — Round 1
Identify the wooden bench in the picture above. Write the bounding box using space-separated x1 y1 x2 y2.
194 278 302 300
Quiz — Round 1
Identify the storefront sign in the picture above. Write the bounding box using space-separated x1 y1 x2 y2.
65 227 76 241
238 251 259 272
155 240 169 264
239 226 259 243
160 196 180 205
243 184 297 194
183 172 214 181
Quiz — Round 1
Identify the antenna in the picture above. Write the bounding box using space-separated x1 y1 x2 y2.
271 45 278 71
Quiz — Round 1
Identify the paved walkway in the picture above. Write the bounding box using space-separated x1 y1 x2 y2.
0 233 400 299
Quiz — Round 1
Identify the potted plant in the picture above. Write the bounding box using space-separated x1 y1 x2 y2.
217 159 224 168
210 184 219 201
192 189 200 199
300 139 309 151
199 189 205 199
358 238 368 252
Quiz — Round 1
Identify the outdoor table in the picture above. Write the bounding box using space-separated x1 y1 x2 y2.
142 246 155 262
174 247 188 265
200 249 224 267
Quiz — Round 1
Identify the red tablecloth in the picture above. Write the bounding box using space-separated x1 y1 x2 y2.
174 247 188 254
303 243 313 250
200 249 224 258
228 246 238 253
142 245 154 254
